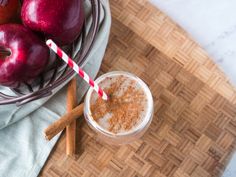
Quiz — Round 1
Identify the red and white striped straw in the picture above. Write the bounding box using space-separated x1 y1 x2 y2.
46 39 108 100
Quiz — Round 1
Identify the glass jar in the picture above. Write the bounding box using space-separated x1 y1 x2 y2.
84 71 154 145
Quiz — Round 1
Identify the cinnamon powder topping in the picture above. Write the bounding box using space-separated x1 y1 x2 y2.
90 75 147 134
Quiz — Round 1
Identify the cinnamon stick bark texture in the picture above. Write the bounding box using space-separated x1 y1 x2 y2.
44 103 84 141
66 78 77 156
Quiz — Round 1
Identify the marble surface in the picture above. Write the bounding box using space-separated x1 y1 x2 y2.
149 0 236 176
150 0 236 85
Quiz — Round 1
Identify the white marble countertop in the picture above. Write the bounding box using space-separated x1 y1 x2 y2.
149 0 236 176
150 0 236 85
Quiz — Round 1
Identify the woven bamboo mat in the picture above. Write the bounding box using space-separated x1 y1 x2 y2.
40 0 236 176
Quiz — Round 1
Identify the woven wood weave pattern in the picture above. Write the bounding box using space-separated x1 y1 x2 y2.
40 0 236 176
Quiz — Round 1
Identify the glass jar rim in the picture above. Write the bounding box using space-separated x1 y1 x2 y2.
84 71 154 138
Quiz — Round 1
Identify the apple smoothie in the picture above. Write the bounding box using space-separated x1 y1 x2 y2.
84 71 153 144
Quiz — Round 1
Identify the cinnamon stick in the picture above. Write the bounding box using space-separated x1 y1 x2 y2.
66 78 77 156
44 103 84 141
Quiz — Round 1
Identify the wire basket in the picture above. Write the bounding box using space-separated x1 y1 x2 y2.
0 0 101 106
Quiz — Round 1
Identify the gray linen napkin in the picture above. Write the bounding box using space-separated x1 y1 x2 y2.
0 0 111 176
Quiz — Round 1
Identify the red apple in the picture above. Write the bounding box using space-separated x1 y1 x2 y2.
21 0 84 46
0 0 20 24
0 24 49 87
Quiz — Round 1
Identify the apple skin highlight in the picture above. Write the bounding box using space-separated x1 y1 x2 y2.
21 0 84 46
0 24 49 87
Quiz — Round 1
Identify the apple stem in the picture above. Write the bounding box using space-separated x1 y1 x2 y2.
0 49 10 57
0 0 8 7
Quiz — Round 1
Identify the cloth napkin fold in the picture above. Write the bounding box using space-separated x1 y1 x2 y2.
0 0 111 176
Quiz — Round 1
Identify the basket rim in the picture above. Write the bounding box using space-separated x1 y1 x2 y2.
0 0 101 106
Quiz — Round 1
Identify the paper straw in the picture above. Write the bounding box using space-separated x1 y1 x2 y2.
46 39 108 100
